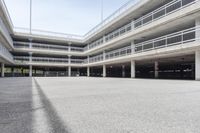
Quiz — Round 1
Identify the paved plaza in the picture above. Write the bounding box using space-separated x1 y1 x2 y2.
0 77 200 133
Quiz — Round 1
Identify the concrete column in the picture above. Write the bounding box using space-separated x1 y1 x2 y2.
29 52 32 77
122 65 125 78
68 66 71 77
29 52 32 63
155 61 159 79
87 44 89 50
68 43 71 52
103 51 106 61
87 56 90 63
68 56 71 64
131 41 135 54
195 51 200 80
87 67 90 77
68 56 71 77
29 38 32 49
131 20 135 30
103 65 106 77
103 35 106 43
131 60 135 78
1 63 5 77
196 18 200 41
29 65 32 77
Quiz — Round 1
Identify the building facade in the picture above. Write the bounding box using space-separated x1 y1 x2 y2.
0 0 200 80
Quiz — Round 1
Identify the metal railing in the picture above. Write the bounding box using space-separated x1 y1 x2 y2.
13 42 29 48
135 26 199 53
105 23 132 42
84 0 140 38
13 27 84 41
14 56 69 64
1 0 197 52
32 57 69 63
70 47 84 52
89 37 104 49
14 41 84 52
12 25 200 65
134 0 196 29
105 45 132 60
70 59 85 64
87 0 197 50
14 56 29 63
0 17 13 46
0 0 14 28
0 42 13 62
89 54 104 63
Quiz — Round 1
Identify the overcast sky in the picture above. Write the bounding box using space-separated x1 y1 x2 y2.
4 0 129 35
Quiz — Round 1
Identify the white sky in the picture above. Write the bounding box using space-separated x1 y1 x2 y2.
4 0 129 35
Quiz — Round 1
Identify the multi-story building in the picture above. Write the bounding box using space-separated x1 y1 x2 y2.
0 0 200 80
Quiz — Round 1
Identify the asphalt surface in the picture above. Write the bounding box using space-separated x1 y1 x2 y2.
0 77 200 133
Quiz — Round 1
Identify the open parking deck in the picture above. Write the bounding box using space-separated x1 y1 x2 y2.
0 77 200 133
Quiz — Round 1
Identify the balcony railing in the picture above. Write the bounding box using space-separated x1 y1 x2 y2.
70 47 84 52
105 23 132 42
0 17 13 46
135 26 199 53
70 59 85 64
134 0 196 29
89 54 104 63
14 56 29 63
13 27 83 41
88 38 104 49
13 26 200 65
0 42 13 62
14 56 69 64
14 41 85 52
87 0 196 50
32 57 69 63
84 0 140 38
105 46 132 60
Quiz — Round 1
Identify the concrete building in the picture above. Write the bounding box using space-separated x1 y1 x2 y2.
0 0 200 80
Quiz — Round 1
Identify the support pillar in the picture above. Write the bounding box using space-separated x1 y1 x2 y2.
29 38 32 49
103 65 106 77
131 60 135 78
131 41 135 54
87 56 90 63
155 61 159 79
68 66 71 77
1 63 4 77
103 51 106 61
196 18 200 41
122 65 125 78
29 65 32 77
87 67 90 77
195 51 200 80
103 35 106 43
68 43 71 52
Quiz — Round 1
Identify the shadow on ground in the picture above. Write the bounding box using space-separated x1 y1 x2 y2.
34 78 70 133
0 78 70 133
